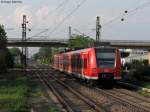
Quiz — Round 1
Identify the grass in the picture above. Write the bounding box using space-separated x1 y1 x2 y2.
144 84 150 89
29 76 59 112
138 84 150 97
138 90 150 97
48 108 59 112
13 64 23 68
0 72 30 112
32 85 45 97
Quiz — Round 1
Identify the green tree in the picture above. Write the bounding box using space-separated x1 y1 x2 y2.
33 47 52 65
32 53 39 61
9 47 21 56
0 25 7 73
38 47 52 59
68 34 95 49
0 25 7 48
6 48 14 68
8 48 21 67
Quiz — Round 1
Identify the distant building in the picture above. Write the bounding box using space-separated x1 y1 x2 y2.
123 49 148 63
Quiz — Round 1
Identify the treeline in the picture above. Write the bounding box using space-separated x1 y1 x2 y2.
0 25 12 73
123 60 150 79
0 25 21 73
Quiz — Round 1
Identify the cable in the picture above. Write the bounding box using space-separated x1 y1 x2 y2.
27 29 49 39
103 0 150 26
47 0 88 36
74 28 86 36
43 0 69 20
73 27 94 38
28 0 69 39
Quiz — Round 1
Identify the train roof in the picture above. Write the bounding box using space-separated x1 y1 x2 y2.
55 47 118 56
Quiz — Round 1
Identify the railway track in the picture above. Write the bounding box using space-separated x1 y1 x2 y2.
117 81 150 94
26 67 150 112
105 88 150 107
95 88 150 112
34 70 104 112
48 69 150 112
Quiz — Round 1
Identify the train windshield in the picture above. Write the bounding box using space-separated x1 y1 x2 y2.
95 48 116 68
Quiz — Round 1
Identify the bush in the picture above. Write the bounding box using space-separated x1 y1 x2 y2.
14 64 23 68
134 65 150 79
123 60 150 80
0 49 7 74
0 73 30 112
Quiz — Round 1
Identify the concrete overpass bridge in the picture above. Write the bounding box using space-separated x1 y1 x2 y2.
7 38 150 49
7 38 68 47
95 40 150 49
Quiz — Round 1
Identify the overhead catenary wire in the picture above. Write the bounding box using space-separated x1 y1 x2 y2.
27 28 49 39
103 0 150 26
47 0 88 37
73 0 150 38
42 0 70 20
73 28 88 37
28 0 150 40
27 0 69 39
73 27 96 38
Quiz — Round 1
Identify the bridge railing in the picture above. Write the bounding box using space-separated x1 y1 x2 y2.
7 38 69 43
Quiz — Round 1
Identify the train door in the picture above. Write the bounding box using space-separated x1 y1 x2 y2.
81 53 88 78
77 53 81 75
115 49 121 80
68 55 71 74
71 54 75 74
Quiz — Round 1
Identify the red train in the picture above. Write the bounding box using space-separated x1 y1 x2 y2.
53 47 122 86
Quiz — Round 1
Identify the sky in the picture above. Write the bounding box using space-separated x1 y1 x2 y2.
0 0 150 56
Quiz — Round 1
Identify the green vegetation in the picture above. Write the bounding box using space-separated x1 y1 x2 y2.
0 25 8 73
32 47 53 65
0 72 30 112
123 60 150 78
31 84 45 97
29 75 59 112
32 47 62 65
145 85 150 89
138 91 150 97
9 47 22 68
69 34 94 49
13 64 23 68
0 25 16 73
48 108 59 112
9 48 21 57
0 25 7 48
138 84 150 97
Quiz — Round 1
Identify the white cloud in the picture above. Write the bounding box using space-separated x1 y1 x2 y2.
0 16 5 24
35 6 50 22
14 6 32 26
33 6 72 29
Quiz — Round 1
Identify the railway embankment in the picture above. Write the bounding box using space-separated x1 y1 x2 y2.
121 68 150 97
28 70 60 112
0 69 59 112
0 71 30 112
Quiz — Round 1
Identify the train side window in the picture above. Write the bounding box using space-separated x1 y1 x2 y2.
84 58 87 69
81 59 84 69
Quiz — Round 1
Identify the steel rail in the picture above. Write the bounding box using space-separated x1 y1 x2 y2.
47 73 105 112
110 88 150 104
95 88 150 112
36 72 75 112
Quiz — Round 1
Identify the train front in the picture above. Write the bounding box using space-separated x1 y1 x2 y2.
94 48 121 86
